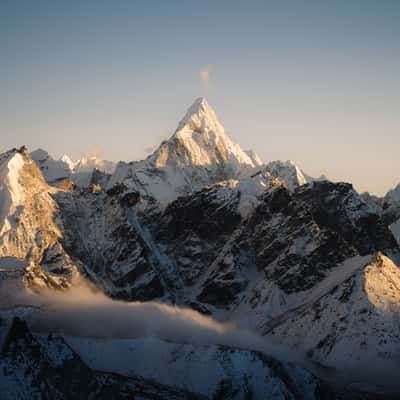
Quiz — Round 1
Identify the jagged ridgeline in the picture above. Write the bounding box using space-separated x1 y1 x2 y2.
1 99 400 398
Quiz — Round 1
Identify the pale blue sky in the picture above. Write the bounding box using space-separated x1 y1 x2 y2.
1 0 399 195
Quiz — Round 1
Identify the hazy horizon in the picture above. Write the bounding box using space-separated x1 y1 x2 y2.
1 1 399 196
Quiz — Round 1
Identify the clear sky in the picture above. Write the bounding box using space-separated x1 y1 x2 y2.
1 0 399 195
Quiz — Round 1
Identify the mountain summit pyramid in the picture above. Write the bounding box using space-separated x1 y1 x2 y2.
109 97 262 204
150 97 259 172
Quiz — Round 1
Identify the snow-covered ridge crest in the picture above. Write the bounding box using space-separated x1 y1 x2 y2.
0 149 25 235
244 149 263 166
365 252 400 312
31 148 115 188
265 252 400 390
72 155 115 187
0 147 61 257
176 97 224 137
109 97 326 206
263 160 307 191
0 147 80 291
31 148 72 186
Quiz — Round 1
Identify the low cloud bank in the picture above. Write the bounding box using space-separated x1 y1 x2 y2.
2 277 400 391
1 277 300 364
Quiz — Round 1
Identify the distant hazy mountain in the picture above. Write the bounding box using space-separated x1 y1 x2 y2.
31 147 115 188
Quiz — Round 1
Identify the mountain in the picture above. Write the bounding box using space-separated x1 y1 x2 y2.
30 98 312 203
255 160 307 191
265 253 400 392
1 98 400 397
66 334 334 400
109 98 263 205
0 317 205 400
72 155 116 187
109 98 316 206
58 170 398 315
31 148 115 188
55 169 400 393
302 172 329 184
0 147 78 291
384 183 400 205
30 148 72 186
148 180 397 318
381 184 400 245
0 313 337 400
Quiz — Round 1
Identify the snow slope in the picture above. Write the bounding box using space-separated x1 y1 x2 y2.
384 183 400 205
390 219 400 245
66 335 332 400
265 253 400 392
31 148 115 188
263 160 307 191
0 149 25 236
0 317 203 400
72 155 115 187
30 148 72 186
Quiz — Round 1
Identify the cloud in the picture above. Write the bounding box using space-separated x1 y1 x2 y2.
2 278 400 391
200 67 210 83
1 277 300 364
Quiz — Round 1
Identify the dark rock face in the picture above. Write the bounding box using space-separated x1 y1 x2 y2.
0 317 205 400
380 194 400 234
168 181 397 301
1 317 107 399
55 180 399 309
120 191 140 207
236 182 398 293
180 181 397 303
56 190 164 301
160 184 241 241
151 183 242 287
197 279 244 307
295 182 397 255
106 181 127 197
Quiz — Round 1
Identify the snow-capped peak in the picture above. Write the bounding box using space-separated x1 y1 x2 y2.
30 147 116 188
151 97 256 171
109 97 263 205
175 97 224 137
71 155 115 187
30 148 50 162
30 148 72 185
74 155 115 173
262 160 307 191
